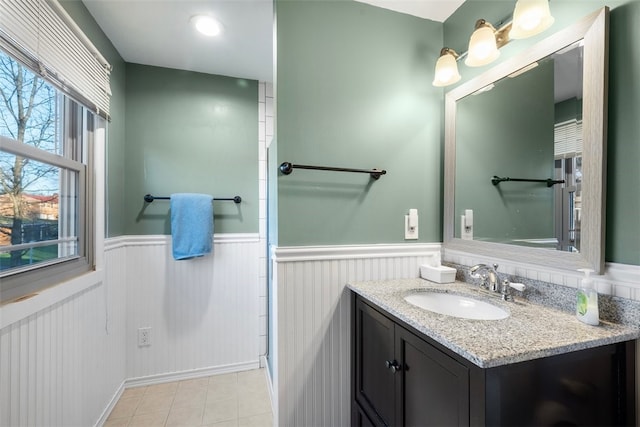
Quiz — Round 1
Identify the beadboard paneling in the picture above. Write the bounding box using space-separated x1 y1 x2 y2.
0 235 262 426
0 243 128 427
271 244 439 426
271 244 640 426
125 235 261 380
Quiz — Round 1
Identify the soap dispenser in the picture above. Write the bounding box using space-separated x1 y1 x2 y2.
576 269 599 326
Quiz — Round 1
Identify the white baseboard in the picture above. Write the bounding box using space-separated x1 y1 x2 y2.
262 355 276 425
98 361 265 424
124 360 260 389
95 380 125 427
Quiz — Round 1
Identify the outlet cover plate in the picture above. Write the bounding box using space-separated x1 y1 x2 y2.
138 327 151 347
405 215 419 240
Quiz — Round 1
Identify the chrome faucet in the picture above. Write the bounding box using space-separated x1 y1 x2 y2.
469 263 501 292
470 263 526 301
500 279 526 301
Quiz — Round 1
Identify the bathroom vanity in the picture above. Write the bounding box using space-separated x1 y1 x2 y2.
348 7 637 427
349 279 638 426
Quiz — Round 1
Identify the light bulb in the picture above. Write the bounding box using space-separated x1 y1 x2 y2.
432 50 461 87
465 23 500 67
510 0 554 39
191 15 223 37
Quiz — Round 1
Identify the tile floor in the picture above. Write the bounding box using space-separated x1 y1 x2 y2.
104 369 273 427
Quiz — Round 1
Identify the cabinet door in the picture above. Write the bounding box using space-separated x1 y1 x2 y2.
355 299 396 426
396 326 470 427
353 403 377 427
485 342 634 426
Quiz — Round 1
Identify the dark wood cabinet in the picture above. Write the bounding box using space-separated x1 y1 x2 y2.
355 299 396 425
396 325 470 426
483 343 635 426
354 297 469 426
352 294 636 427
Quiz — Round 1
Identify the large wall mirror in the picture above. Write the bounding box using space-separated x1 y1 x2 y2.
443 7 609 274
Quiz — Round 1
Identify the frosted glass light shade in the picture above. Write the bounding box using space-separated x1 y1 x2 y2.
465 25 500 67
510 0 554 39
432 52 461 87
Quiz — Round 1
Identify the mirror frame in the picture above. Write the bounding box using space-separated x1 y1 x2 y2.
443 7 609 274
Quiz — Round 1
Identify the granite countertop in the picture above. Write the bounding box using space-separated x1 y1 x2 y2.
348 278 640 368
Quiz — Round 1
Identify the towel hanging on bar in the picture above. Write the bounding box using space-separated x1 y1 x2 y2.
170 193 214 260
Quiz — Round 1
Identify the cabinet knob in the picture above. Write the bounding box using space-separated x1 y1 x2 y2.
385 359 402 373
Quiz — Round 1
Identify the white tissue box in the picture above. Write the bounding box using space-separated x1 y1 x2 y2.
420 264 456 284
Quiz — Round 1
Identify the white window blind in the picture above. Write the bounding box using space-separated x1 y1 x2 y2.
0 0 111 118
554 119 583 159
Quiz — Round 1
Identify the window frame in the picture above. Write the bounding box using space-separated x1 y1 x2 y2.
0 57 97 303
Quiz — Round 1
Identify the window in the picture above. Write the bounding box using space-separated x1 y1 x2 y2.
554 119 583 160
0 49 102 301
554 119 583 253
0 0 110 303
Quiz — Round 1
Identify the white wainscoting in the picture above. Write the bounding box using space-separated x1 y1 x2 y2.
123 234 261 381
0 234 262 426
269 243 640 427
270 243 441 427
0 240 128 427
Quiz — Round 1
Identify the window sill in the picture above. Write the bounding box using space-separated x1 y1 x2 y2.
0 268 105 329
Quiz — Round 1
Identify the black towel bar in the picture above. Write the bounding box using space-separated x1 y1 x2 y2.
491 176 565 188
279 162 386 180
144 194 242 203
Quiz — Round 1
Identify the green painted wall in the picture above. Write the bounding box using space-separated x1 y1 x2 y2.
606 1 640 266
444 0 640 265
454 60 555 241
124 64 258 235
59 0 127 237
62 3 260 237
275 0 443 246
555 98 583 123
66 0 639 263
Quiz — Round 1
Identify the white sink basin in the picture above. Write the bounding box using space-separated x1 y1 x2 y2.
404 291 509 320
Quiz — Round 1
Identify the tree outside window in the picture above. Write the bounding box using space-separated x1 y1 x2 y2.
0 52 67 272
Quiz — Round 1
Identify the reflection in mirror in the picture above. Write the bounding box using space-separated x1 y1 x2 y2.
454 41 584 252
443 7 609 274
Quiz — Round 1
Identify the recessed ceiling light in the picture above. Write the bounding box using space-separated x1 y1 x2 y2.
190 15 223 37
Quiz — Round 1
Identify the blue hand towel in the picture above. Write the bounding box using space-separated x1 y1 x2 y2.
170 193 214 260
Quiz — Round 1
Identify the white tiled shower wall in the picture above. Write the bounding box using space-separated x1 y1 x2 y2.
258 81 274 362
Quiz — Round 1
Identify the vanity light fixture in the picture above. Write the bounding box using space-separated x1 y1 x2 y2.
190 15 223 37
510 0 555 39
432 0 554 87
465 19 501 67
432 48 462 87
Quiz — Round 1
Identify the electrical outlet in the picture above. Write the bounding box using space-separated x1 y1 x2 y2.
138 327 151 347
404 214 419 240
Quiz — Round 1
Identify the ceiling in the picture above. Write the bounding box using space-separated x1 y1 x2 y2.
355 0 464 22
81 0 465 83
